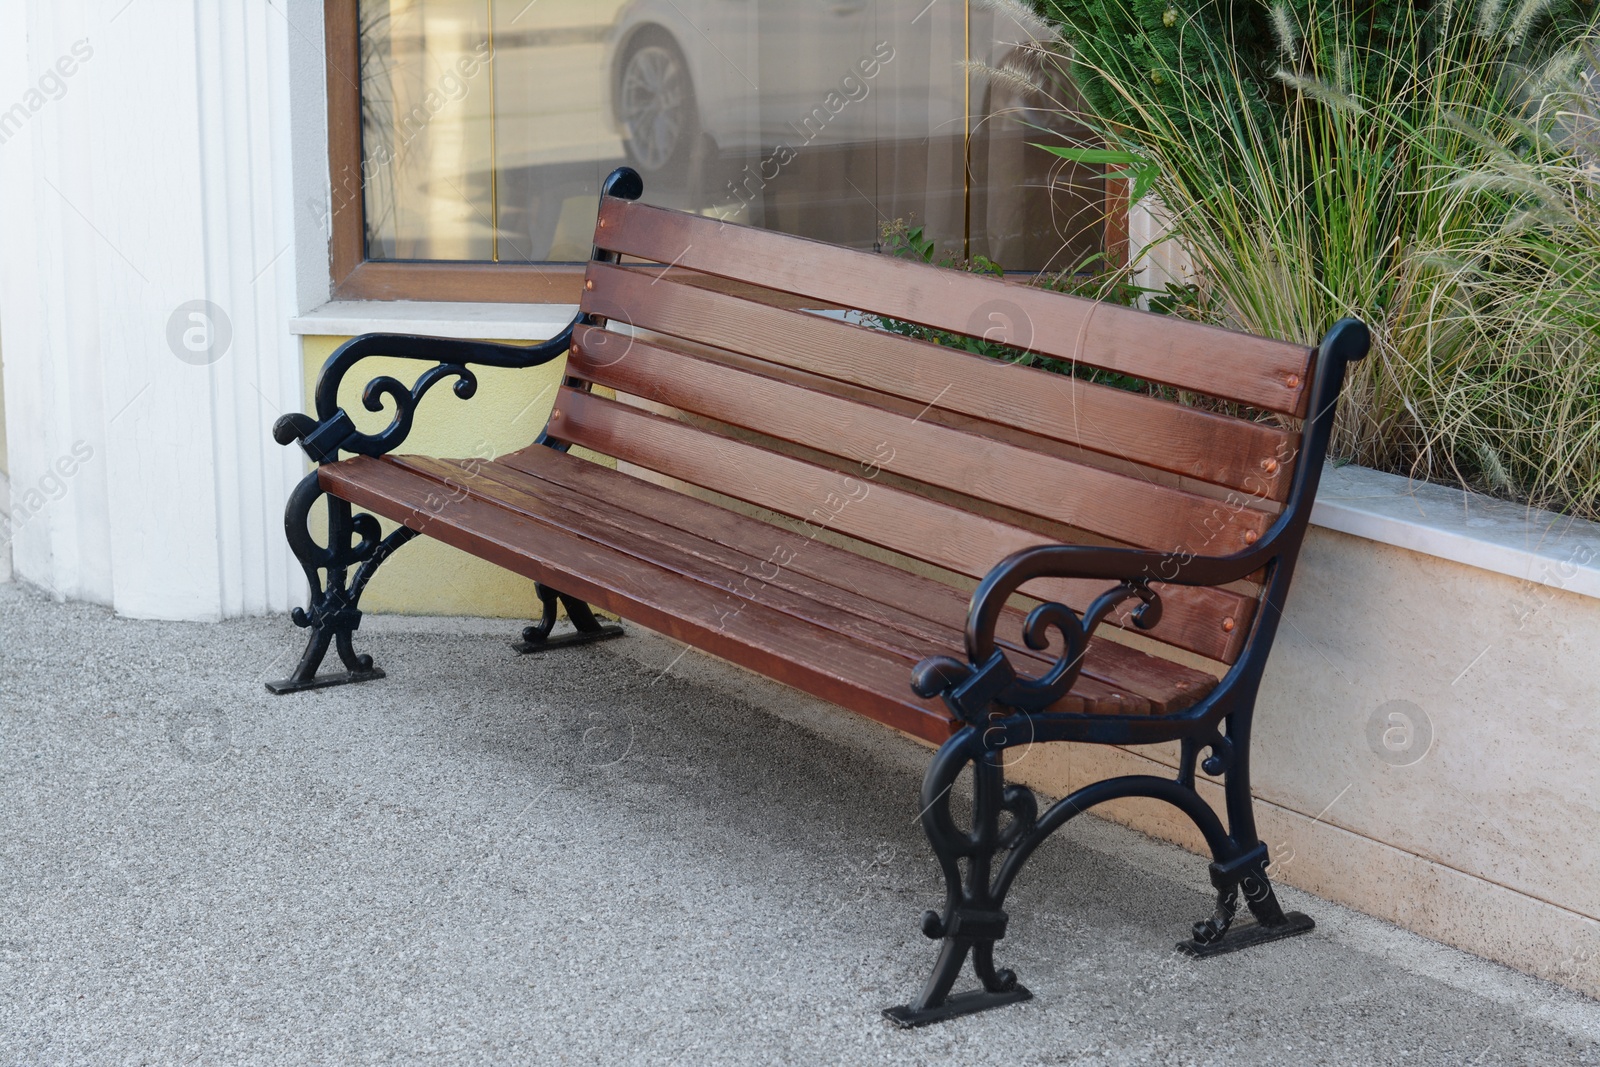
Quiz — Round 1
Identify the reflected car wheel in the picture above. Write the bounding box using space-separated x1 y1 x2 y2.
618 39 698 177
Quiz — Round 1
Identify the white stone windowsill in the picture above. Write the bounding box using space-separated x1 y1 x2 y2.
285 301 1600 604
288 300 579 341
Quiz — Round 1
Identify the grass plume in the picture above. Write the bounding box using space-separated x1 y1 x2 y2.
1025 0 1600 520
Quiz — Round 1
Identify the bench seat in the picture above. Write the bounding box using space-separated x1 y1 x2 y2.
323 444 1219 744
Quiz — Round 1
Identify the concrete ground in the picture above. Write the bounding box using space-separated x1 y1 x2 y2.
1 580 1596 1066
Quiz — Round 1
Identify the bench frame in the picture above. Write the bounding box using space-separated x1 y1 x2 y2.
271 168 1369 1027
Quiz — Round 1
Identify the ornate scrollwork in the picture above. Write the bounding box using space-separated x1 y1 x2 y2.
273 327 576 464
913 577 1163 721
885 738 1035 1026
1179 727 1236 787
1200 733 1235 777
890 722 1312 1023
337 361 477 458
266 471 418 693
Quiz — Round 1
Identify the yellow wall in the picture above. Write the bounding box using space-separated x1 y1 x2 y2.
299 335 607 619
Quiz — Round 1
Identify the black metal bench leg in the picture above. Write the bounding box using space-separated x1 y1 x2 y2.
1175 843 1315 957
885 734 1034 1028
1176 721 1314 957
888 713 1314 1026
511 582 624 653
267 472 417 694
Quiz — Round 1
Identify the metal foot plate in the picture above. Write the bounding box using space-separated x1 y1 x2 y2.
265 667 386 694
1176 911 1315 958
882 984 1032 1029
511 623 625 654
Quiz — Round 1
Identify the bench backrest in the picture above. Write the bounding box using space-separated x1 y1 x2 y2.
549 191 1318 666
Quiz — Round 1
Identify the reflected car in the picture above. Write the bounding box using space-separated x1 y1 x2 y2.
606 0 1021 181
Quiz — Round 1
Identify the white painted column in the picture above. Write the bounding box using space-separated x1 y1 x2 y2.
0 0 331 620
1126 194 1194 301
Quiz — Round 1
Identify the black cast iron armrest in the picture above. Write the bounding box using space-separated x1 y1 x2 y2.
273 326 578 463
911 535 1292 722
912 544 1162 721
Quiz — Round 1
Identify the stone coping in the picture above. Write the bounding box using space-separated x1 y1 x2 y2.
1313 463 1600 602
289 300 579 341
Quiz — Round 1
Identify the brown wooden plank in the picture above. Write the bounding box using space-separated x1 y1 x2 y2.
592 198 1315 414
580 262 1297 500
411 454 1203 714
411 457 1150 715
319 456 957 742
394 456 962 668
568 326 1273 554
653 331 1289 517
545 390 1257 662
494 444 1222 710
346 453 1195 722
422 457 961 653
595 319 1289 522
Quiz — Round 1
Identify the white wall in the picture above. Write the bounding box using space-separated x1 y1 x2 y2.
0 0 331 619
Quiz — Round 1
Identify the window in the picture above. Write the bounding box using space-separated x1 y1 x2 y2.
328 0 1113 301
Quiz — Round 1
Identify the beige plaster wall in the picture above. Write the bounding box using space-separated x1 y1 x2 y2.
297 336 614 620
1008 526 1600 999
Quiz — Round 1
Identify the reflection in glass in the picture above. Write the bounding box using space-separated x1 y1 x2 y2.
359 1 1104 272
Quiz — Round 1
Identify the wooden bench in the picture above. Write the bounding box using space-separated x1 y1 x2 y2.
271 167 1370 1027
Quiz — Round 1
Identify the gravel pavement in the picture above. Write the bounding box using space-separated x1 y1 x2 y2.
1 581 1596 1066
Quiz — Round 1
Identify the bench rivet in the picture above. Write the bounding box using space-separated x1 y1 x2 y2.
1286 374 1301 388
1244 530 1258 543
585 280 595 291
1262 458 1279 474
1222 617 1236 632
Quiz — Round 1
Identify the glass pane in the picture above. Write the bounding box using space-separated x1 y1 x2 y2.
360 0 495 260
969 6 1106 273
357 1 1104 271
488 0 634 262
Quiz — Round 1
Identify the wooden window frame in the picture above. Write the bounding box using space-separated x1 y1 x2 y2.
324 0 1128 304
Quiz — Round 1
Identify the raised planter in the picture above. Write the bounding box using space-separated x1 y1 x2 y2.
1008 462 1600 998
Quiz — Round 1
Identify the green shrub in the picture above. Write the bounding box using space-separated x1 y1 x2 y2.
976 0 1600 520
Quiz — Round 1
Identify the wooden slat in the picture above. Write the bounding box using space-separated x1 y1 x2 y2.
432 452 1216 715
546 390 1256 662
599 320 1286 524
498 446 1219 709
592 198 1315 415
319 456 957 742
580 262 1298 500
568 325 1273 554
496 447 1209 710
396 457 963 668
439 458 957 656
402 457 1150 714
331 454 1206 724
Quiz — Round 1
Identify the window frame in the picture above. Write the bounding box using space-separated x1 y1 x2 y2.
323 0 1128 304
